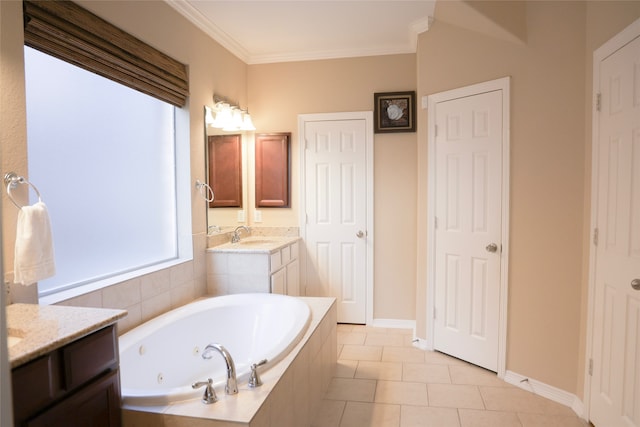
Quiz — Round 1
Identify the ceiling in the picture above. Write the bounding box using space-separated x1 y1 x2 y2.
166 1 436 64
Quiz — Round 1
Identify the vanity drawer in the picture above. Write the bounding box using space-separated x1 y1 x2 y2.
64 325 118 390
270 251 282 271
290 242 299 259
281 244 291 264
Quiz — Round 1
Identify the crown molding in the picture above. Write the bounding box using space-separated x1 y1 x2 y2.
165 0 433 65
164 0 250 63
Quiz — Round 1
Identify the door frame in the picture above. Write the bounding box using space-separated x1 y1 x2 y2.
426 77 511 378
298 111 375 325
584 16 640 421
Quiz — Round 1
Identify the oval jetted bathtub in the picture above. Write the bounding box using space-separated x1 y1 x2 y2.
119 293 311 406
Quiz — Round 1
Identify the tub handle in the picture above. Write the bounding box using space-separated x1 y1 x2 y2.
192 378 217 404
248 359 268 388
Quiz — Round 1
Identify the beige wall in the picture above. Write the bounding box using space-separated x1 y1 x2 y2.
415 0 640 397
248 56 418 320
1 1 28 299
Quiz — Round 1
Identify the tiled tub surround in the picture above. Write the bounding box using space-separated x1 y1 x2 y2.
207 236 301 295
122 296 337 427
6 303 127 368
119 293 311 406
53 236 209 336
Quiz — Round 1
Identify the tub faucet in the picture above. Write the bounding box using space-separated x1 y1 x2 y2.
202 343 238 395
192 378 217 404
248 359 268 388
231 226 250 243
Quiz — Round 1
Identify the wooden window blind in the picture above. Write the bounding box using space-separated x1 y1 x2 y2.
23 0 189 107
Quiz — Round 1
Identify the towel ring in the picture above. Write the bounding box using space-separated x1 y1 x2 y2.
195 180 215 203
4 172 42 210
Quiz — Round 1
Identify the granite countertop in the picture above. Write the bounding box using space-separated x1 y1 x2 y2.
207 235 301 254
6 303 127 369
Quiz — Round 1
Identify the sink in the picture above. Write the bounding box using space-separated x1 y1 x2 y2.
235 239 278 246
208 236 298 253
7 335 23 348
7 328 25 348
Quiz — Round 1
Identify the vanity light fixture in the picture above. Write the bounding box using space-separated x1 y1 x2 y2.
242 111 256 131
204 106 215 125
209 95 255 131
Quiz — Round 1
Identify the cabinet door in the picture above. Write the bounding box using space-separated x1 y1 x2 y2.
208 134 242 207
286 259 300 296
26 370 121 427
255 133 290 207
271 268 286 294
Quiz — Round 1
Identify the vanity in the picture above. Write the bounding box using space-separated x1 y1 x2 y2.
207 236 301 296
7 304 127 426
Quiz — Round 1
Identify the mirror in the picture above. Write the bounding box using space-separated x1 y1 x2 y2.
204 106 251 232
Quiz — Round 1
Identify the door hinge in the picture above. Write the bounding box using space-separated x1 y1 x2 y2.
589 358 593 376
434 124 438 137
596 93 601 112
433 308 437 320
434 216 438 229
593 228 599 246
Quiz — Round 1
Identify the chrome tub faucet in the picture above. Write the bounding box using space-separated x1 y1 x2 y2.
192 378 217 404
202 343 238 395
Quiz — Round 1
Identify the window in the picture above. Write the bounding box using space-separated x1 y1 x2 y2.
24 46 192 302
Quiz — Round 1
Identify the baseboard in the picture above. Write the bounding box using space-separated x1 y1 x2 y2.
368 318 431 350
370 318 415 331
504 371 586 419
412 337 429 350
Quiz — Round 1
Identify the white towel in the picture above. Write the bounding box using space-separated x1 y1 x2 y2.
14 201 56 285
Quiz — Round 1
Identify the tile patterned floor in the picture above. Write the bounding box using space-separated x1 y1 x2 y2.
312 324 590 427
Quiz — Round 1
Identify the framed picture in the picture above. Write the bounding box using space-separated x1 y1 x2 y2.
374 91 416 133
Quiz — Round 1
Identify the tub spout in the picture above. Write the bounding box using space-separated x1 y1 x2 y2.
202 343 238 395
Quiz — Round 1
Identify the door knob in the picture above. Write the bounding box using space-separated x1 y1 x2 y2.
632 279 640 291
486 243 498 253
356 230 365 238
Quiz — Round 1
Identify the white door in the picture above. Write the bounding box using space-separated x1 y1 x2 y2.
432 88 505 372
590 30 640 427
301 114 372 324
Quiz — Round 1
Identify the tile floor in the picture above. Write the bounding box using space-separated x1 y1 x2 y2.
311 324 590 427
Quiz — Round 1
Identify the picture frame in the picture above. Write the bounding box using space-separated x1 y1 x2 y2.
374 91 416 133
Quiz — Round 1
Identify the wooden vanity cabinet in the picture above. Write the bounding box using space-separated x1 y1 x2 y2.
11 324 122 427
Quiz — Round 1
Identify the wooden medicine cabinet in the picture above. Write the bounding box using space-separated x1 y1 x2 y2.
208 134 242 207
255 133 290 208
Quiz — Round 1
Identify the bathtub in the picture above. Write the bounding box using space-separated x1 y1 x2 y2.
119 293 311 406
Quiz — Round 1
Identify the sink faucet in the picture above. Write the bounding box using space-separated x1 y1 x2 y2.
231 225 250 243
202 343 238 395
